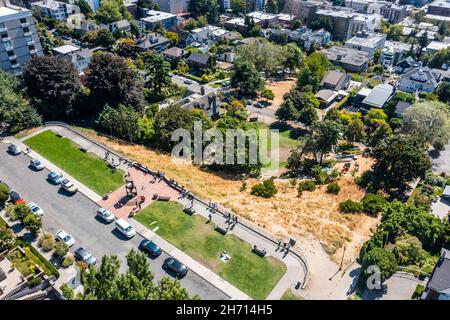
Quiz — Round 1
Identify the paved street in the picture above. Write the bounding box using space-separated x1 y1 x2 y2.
171 74 213 95
0 142 228 300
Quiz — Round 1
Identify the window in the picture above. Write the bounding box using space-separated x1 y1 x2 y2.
25 36 32 42
1 32 8 39
10 59 17 65
23 27 30 33
28 44 35 51
20 18 27 24
0 22 5 29
7 50 14 57
4 40 12 49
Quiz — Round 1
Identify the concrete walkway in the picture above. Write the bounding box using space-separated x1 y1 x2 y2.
11 125 308 299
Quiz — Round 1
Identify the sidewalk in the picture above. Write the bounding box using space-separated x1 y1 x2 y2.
12 125 308 299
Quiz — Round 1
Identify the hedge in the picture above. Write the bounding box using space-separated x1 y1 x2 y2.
14 238 60 279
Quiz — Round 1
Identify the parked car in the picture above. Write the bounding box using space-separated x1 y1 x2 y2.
255 101 270 108
9 190 25 204
96 207 115 223
7 144 21 155
47 172 63 185
62 35 71 40
55 230 75 247
164 258 188 278
139 239 161 257
245 99 254 106
29 158 44 171
61 179 78 194
184 79 193 85
74 247 96 266
26 202 44 217
221 81 231 87
115 218 136 239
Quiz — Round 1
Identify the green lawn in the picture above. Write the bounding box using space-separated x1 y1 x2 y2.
280 289 303 300
24 130 124 196
253 122 302 150
135 201 287 299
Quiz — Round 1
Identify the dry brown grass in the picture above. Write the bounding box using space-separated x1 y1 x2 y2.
79 128 379 264
264 78 296 110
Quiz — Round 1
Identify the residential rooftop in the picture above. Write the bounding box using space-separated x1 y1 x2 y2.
429 0 450 9
324 46 370 67
141 10 176 23
52 44 80 55
345 31 386 47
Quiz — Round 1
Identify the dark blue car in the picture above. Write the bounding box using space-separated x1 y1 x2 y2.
47 172 63 185
139 239 161 257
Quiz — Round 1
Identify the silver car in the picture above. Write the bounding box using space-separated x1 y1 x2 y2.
61 179 78 194
96 207 115 223
30 158 44 170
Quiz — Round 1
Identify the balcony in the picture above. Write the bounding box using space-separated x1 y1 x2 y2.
29 49 37 54
1 36 11 42
23 31 32 37
8 54 17 60
5 46 14 51
21 22 29 27
26 40 34 46
0 27 6 33
11 63 20 69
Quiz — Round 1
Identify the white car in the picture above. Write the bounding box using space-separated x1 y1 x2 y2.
61 179 78 194
26 202 44 217
55 230 76 247
96 207 115 223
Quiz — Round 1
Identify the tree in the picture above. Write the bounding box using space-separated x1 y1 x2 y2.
165 31 178 46
309 16 333 33
85 52 145 114
54 241 69 257
23 214 42 235
428 48 450 68
95 0 131 24
0 71 42 134
188 0 219 24
96 104 142 143
266 0 279 13
361 193 387 216
0 228 15 252
75 0 93 17
343 114 365 144
140 52 171 99
153 105 196 152
22 56 82 119
372 134 431 191
114 38 137 58
402 101 450 150
0 183 9 206
283 43 304 74
298 104 318 128
36 22 63 55
394 235 427 266
361 247 398 282
231 59 263 97
417 31 429 56
296 52 329 92
153 277 195 300
436 81 450 103
302 120 341 165
82 29 116 48
231 0 246 14
126 250 154 297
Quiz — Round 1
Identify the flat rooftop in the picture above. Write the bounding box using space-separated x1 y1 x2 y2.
141 10 176 23
346 32 386 47
324 46 370 66
52 44 80 55
429 0 450 8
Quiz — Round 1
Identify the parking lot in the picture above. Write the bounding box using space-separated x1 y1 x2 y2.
0 142 228 300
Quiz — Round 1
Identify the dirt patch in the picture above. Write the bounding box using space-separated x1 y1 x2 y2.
79 128 378 264
264 78 296 110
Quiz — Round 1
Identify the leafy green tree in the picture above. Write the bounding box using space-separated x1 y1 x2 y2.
0 72 42 134
23 214 42 235
309 16 333 33
0 183 8 206
231 59 263 97
300 120 341 165
140 52 171 99
165 31 178 46
153 277 196 300
126 249 155 297
362 193 387 216
231 0 246 14
361 247 398 282
372 134 431 191
8 203 33 222
296 52 329 92
0 228 15 252
266 0 279 13
188 0 219 24
75 0 93 16
54 241 69 257
95 0 131 24
394 235 428 266
36 23 63 55
22 56 82 119
436 81 450 103
344 116 365 144
82 29 116 48
96 104 142 143
85 52 145 114
368 122 393 148
428 48 450 68
417 31 429 56
402 101 450 150
283 43 304 74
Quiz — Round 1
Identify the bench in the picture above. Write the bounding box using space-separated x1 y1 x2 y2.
252 245 267 257
157 196 171 202
183 207 196 215
79 147 88 152
215 224 228 235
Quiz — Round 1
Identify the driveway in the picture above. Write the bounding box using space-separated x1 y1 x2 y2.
431 196 450 220
431 143 450 175
171 74 213 95
0 142 228 300
361 272 425 300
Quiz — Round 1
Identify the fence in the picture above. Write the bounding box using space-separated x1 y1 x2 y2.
43 122 310 289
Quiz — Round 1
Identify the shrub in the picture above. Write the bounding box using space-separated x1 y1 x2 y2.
251 177 278 198
327 182 340 194
62 254 75 268
53 241 69 257
361 247 398 282
23 214 42 235
362 193 387 216
0 227 15 252
0 183 9 206
27 277 42 287
298 180 316 192
261 89 274 100
339 199 363 213
40 237 55 252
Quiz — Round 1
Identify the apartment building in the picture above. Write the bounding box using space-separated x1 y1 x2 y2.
0 3 42 74
427 0 450 17
345 30 386 58
155 0 187 14
380 3 408 23
31 0 79 21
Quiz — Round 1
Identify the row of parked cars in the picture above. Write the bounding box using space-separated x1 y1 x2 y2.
6 143 188 278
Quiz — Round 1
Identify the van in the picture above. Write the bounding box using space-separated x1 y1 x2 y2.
115 218 136 239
